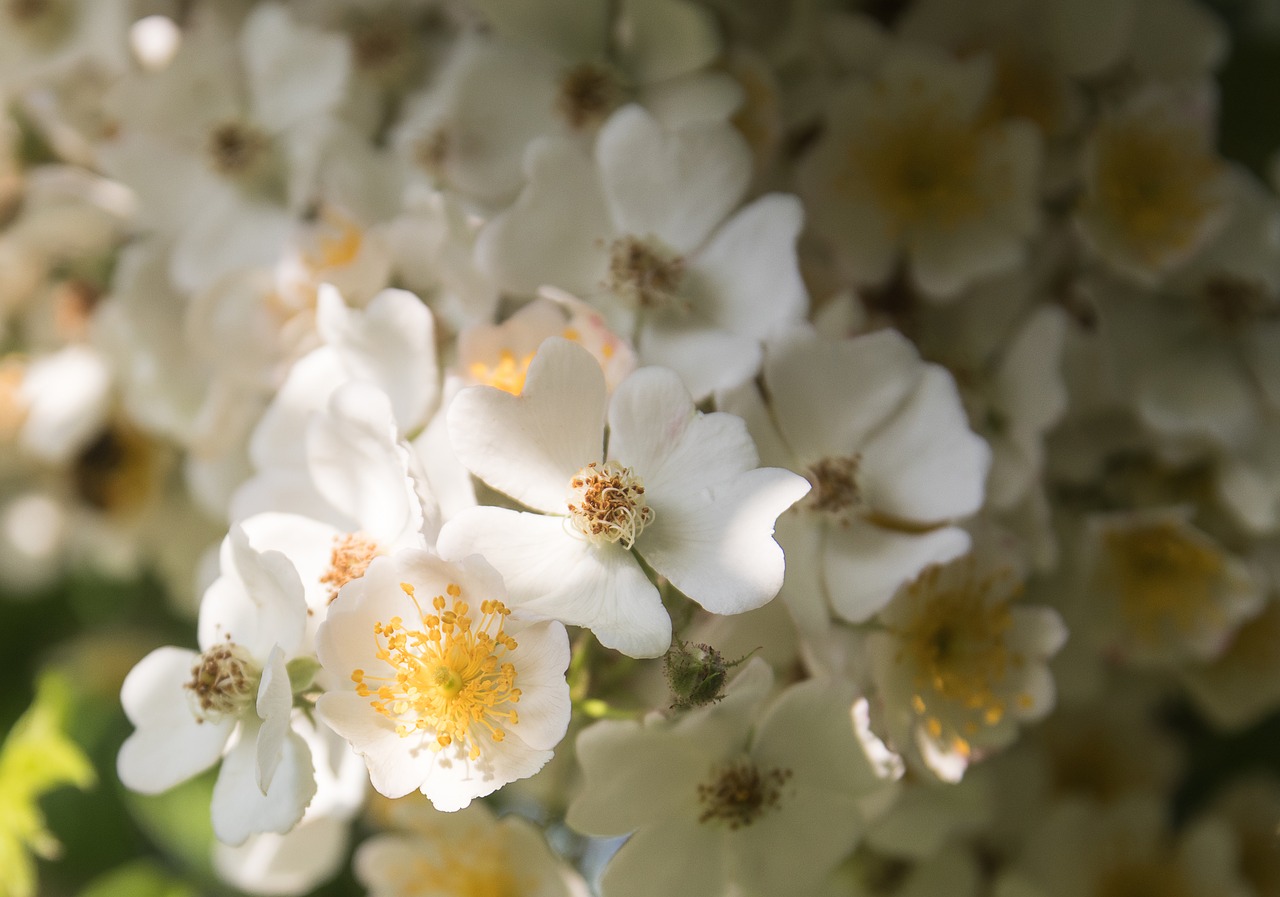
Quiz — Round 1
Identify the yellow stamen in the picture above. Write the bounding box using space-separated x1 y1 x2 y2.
469 349 535 395
353 582 521 761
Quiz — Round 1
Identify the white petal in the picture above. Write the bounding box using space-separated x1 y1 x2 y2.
859 366 991 523
315 285 438 432
305 382 423 545
447 338 605 514
607 365 758 498
117 647 233 794
212 724 316 846
636 321 763 402
241 3 350 132
437 508 670 657
315 691 427 799
199 525 309 660
615 0 720 84
639 466 810 615
824 520 970 623
684 193 808 337
475 138 613 298
596 105 751 254
599 822 725 897
255 645 292 794
765 329 922 465
505 620 572 751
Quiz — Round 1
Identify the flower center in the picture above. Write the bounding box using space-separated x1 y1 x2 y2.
319 532 380 604
1103 521 1226 641
72 422 156 515
606 237 686 312
185 641 260 723
896 565 1026 746
1085 110 1222 268
353 582 521 760
207 121 270 178
566 461 654 548
803 454 863 522
469 348 535 395
697 757 792 829
843 98 986 233
557 63 623 129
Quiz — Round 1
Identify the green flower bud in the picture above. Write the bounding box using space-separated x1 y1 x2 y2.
663 641 753 711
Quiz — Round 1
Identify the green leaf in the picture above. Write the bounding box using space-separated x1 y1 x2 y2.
0 672 96 897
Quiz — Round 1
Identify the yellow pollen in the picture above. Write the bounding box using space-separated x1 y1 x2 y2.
566 461 654 548
842 96 989 234
469 348 535 395
1103 521 1226 642
895 564 1020 736
353 582 521 760
320 532 380 604
1085 111 1222 268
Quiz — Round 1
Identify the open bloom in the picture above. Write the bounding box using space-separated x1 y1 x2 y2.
117 525 317 845
315 548 571 811
438 337 810 657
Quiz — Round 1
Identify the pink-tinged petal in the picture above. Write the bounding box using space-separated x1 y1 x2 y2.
684 194 808 337
764 330 922 467
596 105 751 254
255 645 291 794
199 525 308 660
859 366 991 523
446 338 605 514
824 520 970 623
504 620 571 751
212 724 316 846
639 467 810 616
315 286 438 433
437 508 670 658
607 365 758 499
475 138 613 298
118 647 233 794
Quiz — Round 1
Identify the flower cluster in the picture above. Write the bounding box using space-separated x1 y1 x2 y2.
0 0 1277 895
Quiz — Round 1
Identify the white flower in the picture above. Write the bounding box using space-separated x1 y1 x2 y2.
868 556 1066 782
439 337 810 657
567 660 899 897
475 104 808 400
355 799 584 897
719 328 991 627
1079 507 1264 666
797 45 1041 298
117 525 317 845
315 548 571 811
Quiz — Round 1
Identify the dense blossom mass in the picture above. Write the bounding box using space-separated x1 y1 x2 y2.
0 0 1277 896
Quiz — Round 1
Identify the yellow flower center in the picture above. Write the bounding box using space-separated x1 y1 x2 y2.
353 583 521 760
895 565 1031 748
842 95 989 234
469 349 535 395
319 532 380 604
566 461 654 548
1103 521 1226 642
1085 111 1222 268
